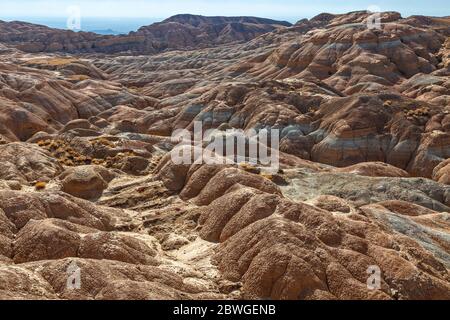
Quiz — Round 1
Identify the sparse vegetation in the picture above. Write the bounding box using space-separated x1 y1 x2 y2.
34 181 47 190
92 137 116 148
35 138 135 170
68 74 90 82
239 162 261 174
405 106 430 120
25 57 78 67
383 100 393 107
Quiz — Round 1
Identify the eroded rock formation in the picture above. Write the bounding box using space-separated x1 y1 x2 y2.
0 10 449 300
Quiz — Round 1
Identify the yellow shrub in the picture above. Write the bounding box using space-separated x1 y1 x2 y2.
239 163 261 174
35 181 47 190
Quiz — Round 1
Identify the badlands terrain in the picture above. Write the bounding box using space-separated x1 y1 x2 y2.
0 11 449 300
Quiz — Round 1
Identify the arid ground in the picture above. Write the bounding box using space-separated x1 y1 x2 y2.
0 11 449 300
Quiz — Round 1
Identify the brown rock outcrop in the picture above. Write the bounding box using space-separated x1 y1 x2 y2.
333 162 410 177
60 165 115 200
0 142 63 183
433 159 450 184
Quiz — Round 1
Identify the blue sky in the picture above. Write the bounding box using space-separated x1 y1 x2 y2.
1 0 449 21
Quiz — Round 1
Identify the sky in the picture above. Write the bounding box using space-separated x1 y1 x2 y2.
0 0 448 33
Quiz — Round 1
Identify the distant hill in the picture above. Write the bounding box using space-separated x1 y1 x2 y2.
0 14 292 54
89 29 122 35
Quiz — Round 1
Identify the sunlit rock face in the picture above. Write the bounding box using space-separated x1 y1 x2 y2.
0 11 449 300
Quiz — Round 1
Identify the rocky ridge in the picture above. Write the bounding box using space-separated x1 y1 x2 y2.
0 14 291 54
